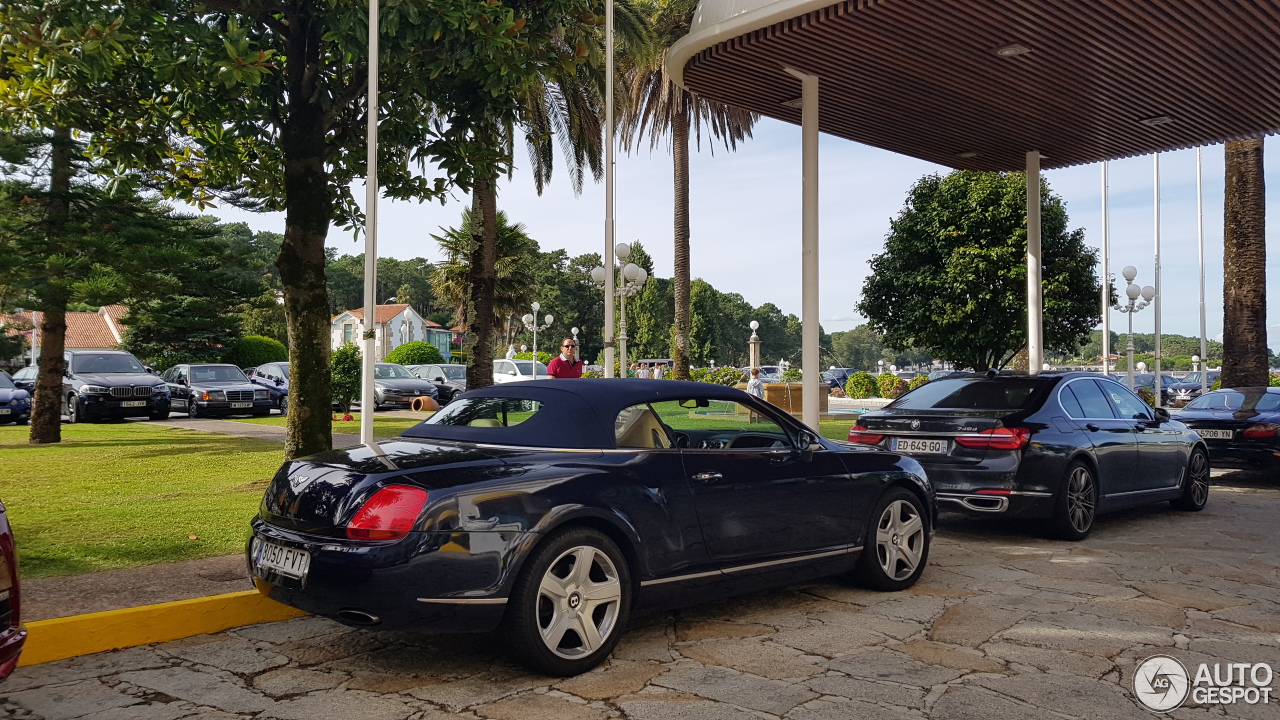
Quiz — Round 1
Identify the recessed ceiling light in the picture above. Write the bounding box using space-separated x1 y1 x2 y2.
957 151 979 159
995 44 1031 57
780 98 803 109
1140 115 1175 126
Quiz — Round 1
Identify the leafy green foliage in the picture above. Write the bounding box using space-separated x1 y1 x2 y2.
385 341 445 366
858 171 1103 370
845 372 878 399
1271 374 1280 387
514 350 554 365
690 366 747 386
1135 387 1156 406
781 368 802 382
330 343 362 413
221 335 287 369
908 374 930 391
326 253 436 319
877 372 908 399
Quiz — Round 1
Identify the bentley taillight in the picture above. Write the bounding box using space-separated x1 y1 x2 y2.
347 486 429 541
1243 423 1279 439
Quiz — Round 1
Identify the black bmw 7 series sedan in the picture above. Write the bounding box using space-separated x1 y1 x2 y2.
848 372 1209 540
1176 387 1280 469
248 379 935 675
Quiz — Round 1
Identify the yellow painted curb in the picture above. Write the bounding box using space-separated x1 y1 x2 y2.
19 589 307 666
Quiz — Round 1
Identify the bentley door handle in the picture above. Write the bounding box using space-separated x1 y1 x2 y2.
1085 423 1100 432
691 471 723 483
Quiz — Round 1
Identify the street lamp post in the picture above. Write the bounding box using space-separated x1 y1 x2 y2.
748 321 761 370
521 302 553 380
877 360 884 375
1114 265 1156 393
591 243 647 375
1192 354 1200 373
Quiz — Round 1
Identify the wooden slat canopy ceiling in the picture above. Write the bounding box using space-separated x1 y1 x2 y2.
673 0 1280 171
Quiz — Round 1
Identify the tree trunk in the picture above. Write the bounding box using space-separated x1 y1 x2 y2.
277 89 333 459
29 127 74 445
465 174 498 389
671 102 692 380
1222 137 1268 388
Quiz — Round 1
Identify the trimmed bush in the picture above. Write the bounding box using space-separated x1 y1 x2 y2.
385 341 444 366
845 372 878 399
781 368 802 382
1271 373 1280 387
700 367 747 386
514 351 554 365
877 372 908 399
221 335 287 368
331 342 362 413
1135 386 1156 406
907 374 930 391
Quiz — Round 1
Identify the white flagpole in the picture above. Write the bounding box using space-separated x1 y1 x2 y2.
602 0 616 377
1101 160 1111 374
1197 147 1207 394
360 0 380 446
1153 152 1162 407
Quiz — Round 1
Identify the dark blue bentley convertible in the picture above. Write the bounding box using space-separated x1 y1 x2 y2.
248 379 935 675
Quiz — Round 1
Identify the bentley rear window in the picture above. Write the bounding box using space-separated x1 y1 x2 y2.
426 397 542 427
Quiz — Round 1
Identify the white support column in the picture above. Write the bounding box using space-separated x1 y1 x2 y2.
1197 147 1207 394
359 0 380 447
1026 151 1043 376
1153 152 1163 406
602 0 616 377
1101 161 1111 373
785 67 820 430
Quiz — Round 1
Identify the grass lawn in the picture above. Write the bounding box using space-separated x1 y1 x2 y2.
0 423 284 579
229 412 424 437
819 420 858 441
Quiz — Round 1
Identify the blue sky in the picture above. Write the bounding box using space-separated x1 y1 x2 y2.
202 120 1280 352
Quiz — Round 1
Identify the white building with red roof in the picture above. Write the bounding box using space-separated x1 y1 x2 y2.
3 305 130 364
330 304 450 361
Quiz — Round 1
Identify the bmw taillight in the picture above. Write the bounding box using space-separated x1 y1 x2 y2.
1243 423 1279 439
847 424 885 444
346 486 429 541
954 427 1032 451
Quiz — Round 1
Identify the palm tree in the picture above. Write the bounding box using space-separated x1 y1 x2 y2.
620 0 757 380
1221 137 1268 387
432 208 539 334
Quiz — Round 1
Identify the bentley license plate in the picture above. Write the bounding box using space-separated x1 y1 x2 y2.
893 437 948 454
1198 429 1234 440
253 539 310 580
230 402 252 409
0 409 9 415
120 400 146 407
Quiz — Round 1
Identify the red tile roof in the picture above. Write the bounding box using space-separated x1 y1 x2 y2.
336 304 411 325
65 311 119 349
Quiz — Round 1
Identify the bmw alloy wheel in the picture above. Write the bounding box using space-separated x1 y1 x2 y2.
1173 449 1210 511
536 546 622 660
874 499 926 581
1066 466 1096 534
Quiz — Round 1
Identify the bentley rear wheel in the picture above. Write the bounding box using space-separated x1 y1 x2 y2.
504 527 631 676
854 487 929 591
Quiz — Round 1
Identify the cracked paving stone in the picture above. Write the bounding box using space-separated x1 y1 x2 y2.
1082 597 1188 629
1184 618 1278 645
615 693 765 720
554 660 667 700
675 619 776 643
929 685 1041 720
5 678 143 720
654 660 817 715
994 613 1174 657
116 667 274 715
258 689 417 720
769 623 888 658
233 616 348 645
893 640 1006 673
927 604 1027 648
614 621 678 663
1016 576 1141 600
1131 583 1254 612
251 667 347 697
276 631 392 667
979 642 1115 678
787 697 917 720
3 647 171 692
859 595 948 622
75 703 195 720
825 647 964 687
1209 600 1280 633
809 608 924 641
405 670 545 712
679 636 823 680
973 672 1152 720
475 692 608 720
164 637 289 675
804 675 926 708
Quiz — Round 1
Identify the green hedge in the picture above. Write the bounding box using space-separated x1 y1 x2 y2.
514 350 554 365
331 342 361 412
221 335 287 368
385 341 445 366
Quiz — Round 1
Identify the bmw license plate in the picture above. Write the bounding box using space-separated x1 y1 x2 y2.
230 402 252 409
120 400 146 407
1198 429 1234 440
253 538 310 580
893 437 948 454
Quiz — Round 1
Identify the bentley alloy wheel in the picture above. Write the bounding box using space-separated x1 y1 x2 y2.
505 527 631 676
855 487 930 591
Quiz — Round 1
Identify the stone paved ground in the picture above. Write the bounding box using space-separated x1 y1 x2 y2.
6 470 1278 720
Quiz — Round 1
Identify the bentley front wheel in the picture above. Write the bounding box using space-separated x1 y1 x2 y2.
855 487 929 591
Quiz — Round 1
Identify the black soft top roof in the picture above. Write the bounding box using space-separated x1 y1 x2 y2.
399 379 753 449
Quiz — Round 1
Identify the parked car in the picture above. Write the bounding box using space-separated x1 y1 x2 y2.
248 362 291 414
163 364 273 418
927 370 966 381
248 379 935 675
370 363 438 410
61 350 170 423
407 363 467 404
1103 373 1179 405
9 367 35 392
848 372 1209 540
1166 371 1221 406
492 359 549 383
0 499 25 680
822 368 858 389
0 373 30 425
1176 387 1280 469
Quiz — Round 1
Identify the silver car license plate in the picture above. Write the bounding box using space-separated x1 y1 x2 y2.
893 437 948 454
230 402 252 409
1198 429 1234 440
253 539 310 580
120 400 146 407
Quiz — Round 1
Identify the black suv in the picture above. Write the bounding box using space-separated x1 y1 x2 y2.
62 350 170 422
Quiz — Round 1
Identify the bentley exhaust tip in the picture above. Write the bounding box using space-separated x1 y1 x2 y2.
336 609 381 626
